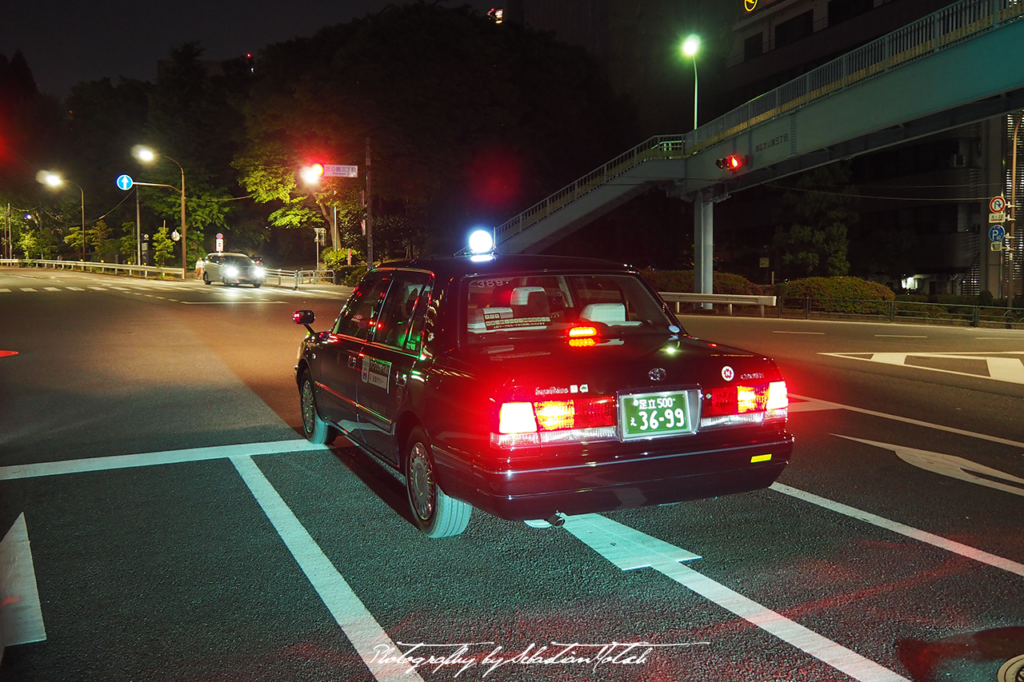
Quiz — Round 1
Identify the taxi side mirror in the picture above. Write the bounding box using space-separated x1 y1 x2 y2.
293 309 315 334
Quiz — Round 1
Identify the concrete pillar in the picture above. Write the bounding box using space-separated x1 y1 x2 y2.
694 193 713 310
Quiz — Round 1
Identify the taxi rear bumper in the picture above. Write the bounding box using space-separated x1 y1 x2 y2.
435 436 793 521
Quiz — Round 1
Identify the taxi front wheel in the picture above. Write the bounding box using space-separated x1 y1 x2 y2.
299 371 335 445
404 427 471 538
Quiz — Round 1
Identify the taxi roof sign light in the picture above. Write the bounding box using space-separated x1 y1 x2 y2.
468 229 494 255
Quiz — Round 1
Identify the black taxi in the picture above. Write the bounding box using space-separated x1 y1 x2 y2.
293 253 794 538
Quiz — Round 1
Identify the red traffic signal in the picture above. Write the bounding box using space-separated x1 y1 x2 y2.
716 155 747 172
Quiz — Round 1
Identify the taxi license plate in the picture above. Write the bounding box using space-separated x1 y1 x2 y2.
619 389 699 441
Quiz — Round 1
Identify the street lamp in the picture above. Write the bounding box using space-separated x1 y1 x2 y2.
38 171 86 262
682 35 702 131
133 145 187 279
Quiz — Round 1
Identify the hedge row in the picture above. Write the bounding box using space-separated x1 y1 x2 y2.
640 269 766 295
777 277 895 302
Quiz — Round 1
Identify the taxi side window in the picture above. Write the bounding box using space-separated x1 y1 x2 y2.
372 272 432 352
334 274 392 339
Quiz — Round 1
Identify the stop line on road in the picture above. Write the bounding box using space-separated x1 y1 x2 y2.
820 351 1024 385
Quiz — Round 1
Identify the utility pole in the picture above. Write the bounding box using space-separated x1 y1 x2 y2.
5 203 10 259
1009 111 1022 308
136 188 142 266
365 137 373 267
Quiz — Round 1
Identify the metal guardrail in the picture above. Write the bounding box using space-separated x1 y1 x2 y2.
1 258 184 279
779 296 1024 328
494 0 1024 248
660 292 777 317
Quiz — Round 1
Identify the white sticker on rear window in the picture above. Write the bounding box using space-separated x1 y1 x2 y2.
361 357 392 391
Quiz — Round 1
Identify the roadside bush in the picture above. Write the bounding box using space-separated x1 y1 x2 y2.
640 269 765 295
342 265 367 286
784 276 895 301
783 276 894 314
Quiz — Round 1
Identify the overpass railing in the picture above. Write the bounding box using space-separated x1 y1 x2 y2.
779 296 1024 328
494 0 1024 248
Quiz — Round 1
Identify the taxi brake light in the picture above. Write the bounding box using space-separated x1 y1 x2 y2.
568 326 597 338
498 402 537 434
701 382 788 429
493 397 617 448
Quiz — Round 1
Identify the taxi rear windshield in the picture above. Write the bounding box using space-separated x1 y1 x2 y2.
464 273 672 343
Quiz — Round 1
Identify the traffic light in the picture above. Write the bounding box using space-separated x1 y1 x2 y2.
300 163 324 185
716 155 747 172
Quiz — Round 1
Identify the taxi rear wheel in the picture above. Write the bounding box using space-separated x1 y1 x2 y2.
202 273 211 285
404 427 471 538
299 371 335 445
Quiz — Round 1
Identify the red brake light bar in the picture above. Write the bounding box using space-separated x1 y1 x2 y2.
493 397 616 448
701 381 788 428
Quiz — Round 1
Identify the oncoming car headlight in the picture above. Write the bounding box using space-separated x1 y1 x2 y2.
225 266 240 277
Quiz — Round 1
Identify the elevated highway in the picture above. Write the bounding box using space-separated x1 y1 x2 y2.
494 0 1024 297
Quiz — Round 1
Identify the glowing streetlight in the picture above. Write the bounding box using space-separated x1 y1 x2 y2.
133 145 187 279
37 170 86 262
682 34 702 130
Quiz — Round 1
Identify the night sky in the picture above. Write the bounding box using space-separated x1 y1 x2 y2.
2 0 500 98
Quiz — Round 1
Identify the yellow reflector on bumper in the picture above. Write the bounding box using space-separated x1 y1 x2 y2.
750 454 772 463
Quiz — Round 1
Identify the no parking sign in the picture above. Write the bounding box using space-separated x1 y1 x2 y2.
215 233 224 253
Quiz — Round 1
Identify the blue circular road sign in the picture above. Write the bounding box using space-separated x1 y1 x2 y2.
990 225 1006 242
116 174 134 191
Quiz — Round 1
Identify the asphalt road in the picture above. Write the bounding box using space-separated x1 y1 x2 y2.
1 268 1022 682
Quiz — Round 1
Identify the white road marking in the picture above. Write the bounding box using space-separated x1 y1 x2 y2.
773 331 825 335
772 483 1024 578
66 287 84 291
0 439 327 481
987 357 1024 383
19 288 36 292
88 287 106 290
0 289 10 293
874 335 926 338
0 514 47 654
563 514 908 682
179 301 287 305
790 393 1024 448
110 286 130 291
43 287 60 292
835 435 1024 499
821 351 1024 385
231 455 423 682
869 353 907 365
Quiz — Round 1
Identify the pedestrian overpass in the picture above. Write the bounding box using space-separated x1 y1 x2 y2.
494 0 1024 297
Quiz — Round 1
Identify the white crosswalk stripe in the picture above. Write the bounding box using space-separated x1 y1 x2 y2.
0 289 10 293
66 287 84 291
43 287 60 292
20 288 37 292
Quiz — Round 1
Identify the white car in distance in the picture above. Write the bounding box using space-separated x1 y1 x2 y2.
201 252 265 287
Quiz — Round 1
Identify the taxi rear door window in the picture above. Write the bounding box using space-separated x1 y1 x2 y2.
372 272 432 352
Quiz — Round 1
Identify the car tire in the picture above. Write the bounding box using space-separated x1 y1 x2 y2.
404 427 471 538
203 273 211 285
299 371 335 445
253 282 261 288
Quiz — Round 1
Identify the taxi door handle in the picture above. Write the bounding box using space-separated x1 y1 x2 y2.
347 356 358 369
396 372 407 387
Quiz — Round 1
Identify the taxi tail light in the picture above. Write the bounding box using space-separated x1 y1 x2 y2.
491 397 616 448
700 381 788 429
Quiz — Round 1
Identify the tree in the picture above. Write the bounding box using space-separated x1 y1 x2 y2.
87 219 113 254
236 4 635 259
142 43 251 263
151 226 175 266
773 163 857 278
119 222 138 263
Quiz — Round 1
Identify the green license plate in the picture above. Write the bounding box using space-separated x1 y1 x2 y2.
619 389 699 441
